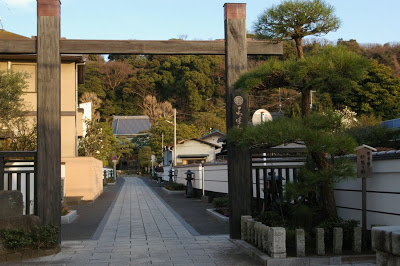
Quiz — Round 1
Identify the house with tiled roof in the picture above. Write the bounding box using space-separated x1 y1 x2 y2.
199 129 225 153
0 30 105 202
163 138 220 166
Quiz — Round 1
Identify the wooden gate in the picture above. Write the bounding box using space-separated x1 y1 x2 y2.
0 1 283 239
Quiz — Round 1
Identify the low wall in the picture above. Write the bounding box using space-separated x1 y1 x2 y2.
162 153 400 228
63 157 103 201
204 162 228 194
335 158 400 229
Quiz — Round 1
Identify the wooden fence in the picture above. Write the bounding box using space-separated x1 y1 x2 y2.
0 151 37 215
250 147 306 213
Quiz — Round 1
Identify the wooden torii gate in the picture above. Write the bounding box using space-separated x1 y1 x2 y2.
0 0 282 239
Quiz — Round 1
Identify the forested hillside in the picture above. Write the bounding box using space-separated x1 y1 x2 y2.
78 39 400 129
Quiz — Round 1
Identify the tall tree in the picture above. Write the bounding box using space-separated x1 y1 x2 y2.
228 112 357 219
142 95 174 123
79 92 102 121
78 120 117 166
0 70 28 129
254 0 340 116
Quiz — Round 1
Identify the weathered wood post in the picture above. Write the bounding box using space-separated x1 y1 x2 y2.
36 0 61 228
224 3 252 239
356 144 376 249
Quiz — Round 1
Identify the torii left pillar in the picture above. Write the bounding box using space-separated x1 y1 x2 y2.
36 0 61 229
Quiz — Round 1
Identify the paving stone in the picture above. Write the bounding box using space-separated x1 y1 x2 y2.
16 177 261 266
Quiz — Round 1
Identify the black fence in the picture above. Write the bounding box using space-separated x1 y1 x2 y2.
0 151 37 215
250 147 306 213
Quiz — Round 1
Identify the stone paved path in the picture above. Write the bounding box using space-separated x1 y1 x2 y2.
18 177 261 265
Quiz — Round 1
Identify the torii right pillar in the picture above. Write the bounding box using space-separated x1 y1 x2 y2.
224 3 252 239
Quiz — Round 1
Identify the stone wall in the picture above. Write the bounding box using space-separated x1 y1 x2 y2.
240 215 364 259
372 226 400 266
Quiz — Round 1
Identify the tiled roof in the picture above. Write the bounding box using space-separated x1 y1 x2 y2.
199 129 225 140
0 30 30 40
112 116 151 136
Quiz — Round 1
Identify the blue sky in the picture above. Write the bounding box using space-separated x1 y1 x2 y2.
0 0 399 45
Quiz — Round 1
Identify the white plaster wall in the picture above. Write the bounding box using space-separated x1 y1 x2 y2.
335 159 400 229
204 163 228 193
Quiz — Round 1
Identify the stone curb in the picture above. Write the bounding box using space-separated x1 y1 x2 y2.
161 187 185 195
206 208 229 223
232 239 376 266
61 210 77 224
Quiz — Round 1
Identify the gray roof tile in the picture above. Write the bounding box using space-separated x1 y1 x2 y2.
112 116 151 136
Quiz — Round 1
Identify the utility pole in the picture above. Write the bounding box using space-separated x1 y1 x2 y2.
173 109 177 167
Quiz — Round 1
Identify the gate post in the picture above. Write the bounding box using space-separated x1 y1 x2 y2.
224 3 252 239
36 0 61 228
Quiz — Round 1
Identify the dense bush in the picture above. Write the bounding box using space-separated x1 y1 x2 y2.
165 182 185 191
317 218 359 249
257 210 287 227
347 124 400 150
0 224 60 251
31 224 59 249
0 228 33 250
213 196 229 217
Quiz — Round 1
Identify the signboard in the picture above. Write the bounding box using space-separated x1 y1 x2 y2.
151 155 156 162
356 145 376 178
112 155 117 163
232 90 248 128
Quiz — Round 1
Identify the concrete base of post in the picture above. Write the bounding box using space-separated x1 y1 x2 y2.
261 225 270 253
268 227 286 258
241 215 252 241
353 227 362 253
316 228 325 255
296 229 305 257
333 227 343 255
247 219 255 244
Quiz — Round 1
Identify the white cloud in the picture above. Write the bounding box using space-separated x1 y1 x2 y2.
2 0 35 8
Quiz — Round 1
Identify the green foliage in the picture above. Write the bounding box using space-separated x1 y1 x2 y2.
229 112 357 218
115 136 135 162
317 218 359 249
0 228 33 250
192 111 226 137
254 0 340 40
145 118 200 158
292 205 314 231
78 120 117 166
256 209 287 227
254 0 340 59
165 182 185 191
61 203 69 216
0 70 28 127
346 124 400 150
137 146 153 173
212 195 229 209
0 224 59 251
106 177 115 183
0 70 37 151
212 195 229 217
344 61 400 119
79 54 226 122
31 224 59 249
235 45 400 119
